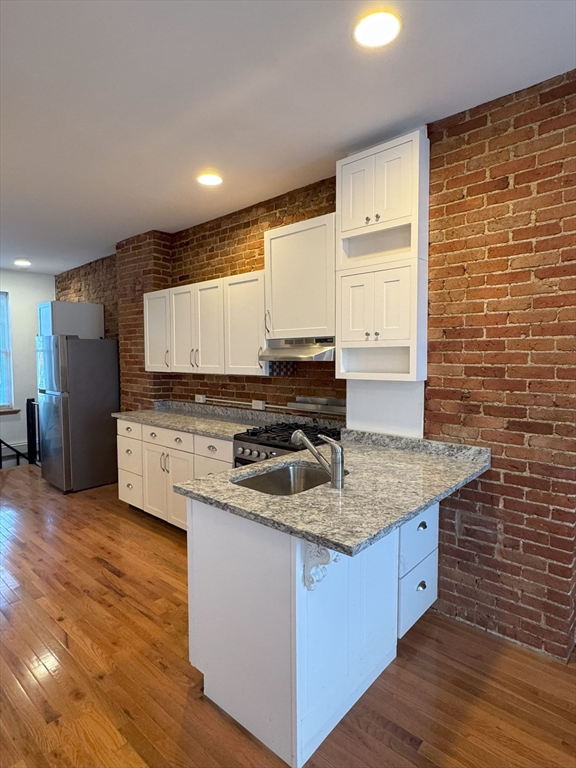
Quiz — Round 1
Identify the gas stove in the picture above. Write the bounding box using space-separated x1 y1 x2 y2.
233 422 341 465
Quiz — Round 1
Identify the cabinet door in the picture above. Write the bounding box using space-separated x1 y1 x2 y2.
195 279 225 373
373 141 413 225
144 290 171 372
339 272 374 343
339 155 374 234
171 285 195 373
264 213 335 338
166 448 194 530
142 443 168 521
194 454 232 479
38 302 53 335
223 272 267 376
373 265 411 341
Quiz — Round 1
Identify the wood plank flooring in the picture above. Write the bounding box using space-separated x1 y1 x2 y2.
1 465 574 768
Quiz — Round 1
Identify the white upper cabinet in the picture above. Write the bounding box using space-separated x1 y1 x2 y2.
223 271 268 376
336 128 428 271
339 272 375 343
170 285 195 373
144 289 171 372
194 279 225 374
265 213 335 339
373 266 411 342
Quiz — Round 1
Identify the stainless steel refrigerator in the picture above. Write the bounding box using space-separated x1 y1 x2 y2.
36 335 119 492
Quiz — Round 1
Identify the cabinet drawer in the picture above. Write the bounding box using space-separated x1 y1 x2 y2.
194 454 232 479
398 548 438 638
117 435 143 475
117 419 142 440
118 470 143 509
399 503 439 577
194 435 233 462
142 425 194 453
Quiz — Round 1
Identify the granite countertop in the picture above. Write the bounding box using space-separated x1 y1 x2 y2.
112 409 252 440
174 430 491 557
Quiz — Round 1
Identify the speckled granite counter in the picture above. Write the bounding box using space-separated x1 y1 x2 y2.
174 430 490 556
112 409 254 440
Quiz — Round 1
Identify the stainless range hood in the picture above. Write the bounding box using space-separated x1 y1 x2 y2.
259 338 335 363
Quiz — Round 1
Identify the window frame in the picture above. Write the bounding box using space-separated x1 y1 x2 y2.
0 291 15 410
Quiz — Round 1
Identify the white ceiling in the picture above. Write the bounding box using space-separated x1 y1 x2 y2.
1 0 574 276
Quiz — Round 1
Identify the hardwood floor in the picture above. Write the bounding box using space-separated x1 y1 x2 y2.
1 465 574 768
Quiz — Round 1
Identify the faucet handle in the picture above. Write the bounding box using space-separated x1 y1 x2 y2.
319 434 342 450
291 429 306 446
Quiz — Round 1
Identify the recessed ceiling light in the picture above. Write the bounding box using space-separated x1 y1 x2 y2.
197 173 223 186
354 11 401 48
13 258 32 268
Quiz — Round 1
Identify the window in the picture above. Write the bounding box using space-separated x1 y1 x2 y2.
0 292 14 409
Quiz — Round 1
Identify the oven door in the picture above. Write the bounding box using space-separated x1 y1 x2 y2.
234 457 254 468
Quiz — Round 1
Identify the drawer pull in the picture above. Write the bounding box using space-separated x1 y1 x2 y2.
417 521 428 531
126 426 132 432
150 432 157 438
126 483 133 489
417 580 427 592
175 437 182 444
125 449 132 455
207 444 217 452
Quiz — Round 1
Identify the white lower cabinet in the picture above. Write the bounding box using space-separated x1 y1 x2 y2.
398 548 438 638
117 420 232 530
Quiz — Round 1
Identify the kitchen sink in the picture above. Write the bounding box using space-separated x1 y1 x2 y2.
232 463 330 496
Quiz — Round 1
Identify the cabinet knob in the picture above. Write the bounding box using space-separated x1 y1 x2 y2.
365 216 371 224
417 520 428 531
375 213 380 221
150 432 157 438
126 426 132 432
126 483 133 489
365 332 370 339
207 444 217 452
175 437 182 444
125 449 132 455
417 581 427 592
374 331 380 339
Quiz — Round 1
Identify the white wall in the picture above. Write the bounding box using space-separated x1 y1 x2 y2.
0 270 55 447
346 380 425 438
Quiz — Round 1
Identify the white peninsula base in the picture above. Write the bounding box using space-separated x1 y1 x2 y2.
187 499 439 768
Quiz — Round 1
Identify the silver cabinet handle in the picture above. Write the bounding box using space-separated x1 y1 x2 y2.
165 349 169 367
126 426 132 432
174 437 182 444
417 521 428 531
207 444 217 452
264 310 271 334
417 581 427 592
375 213 380 221
165 453 170 473
150 432 157 438
258 346 263 369
126 449 132 455
160 452 166 472
365 216 371 224
195 349 199 367
365 332 370 339
126 483 133 489
190 349 195 367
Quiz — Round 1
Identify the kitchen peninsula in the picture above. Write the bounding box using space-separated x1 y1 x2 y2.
175 430 490 768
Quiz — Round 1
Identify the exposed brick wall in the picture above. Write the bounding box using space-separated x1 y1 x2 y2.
117 231 172 411
169 177 344 406
55 254 118 339
426 70 576 660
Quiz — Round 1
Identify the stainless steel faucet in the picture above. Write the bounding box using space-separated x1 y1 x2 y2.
291 430 344 490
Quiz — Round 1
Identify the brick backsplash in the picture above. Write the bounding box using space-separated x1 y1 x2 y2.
425 69 575 659
55 70 575 660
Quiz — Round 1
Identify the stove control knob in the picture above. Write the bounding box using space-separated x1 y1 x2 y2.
260 452 268 460
252 451 260 459
236 447 244 455
270 451 277 457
